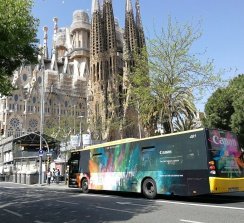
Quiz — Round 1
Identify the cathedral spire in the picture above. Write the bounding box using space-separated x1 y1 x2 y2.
135 0 142 28
126 0 133 12
92 0 100 13
43 26 49 59
124 0 138 53
52 17 58 49
103 0 116 52
135 0 145 49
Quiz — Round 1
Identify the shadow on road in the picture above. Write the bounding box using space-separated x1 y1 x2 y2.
1 183 243 223
0 186 160 223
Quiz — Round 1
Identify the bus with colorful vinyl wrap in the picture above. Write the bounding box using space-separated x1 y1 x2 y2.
68 128 244 199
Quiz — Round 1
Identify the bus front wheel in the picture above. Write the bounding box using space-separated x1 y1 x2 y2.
81 178 89 193
142 178 157 199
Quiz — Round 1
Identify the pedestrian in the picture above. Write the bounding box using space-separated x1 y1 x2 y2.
46 169 52 185
52 168 56 183
55 168 60 184
65 168 69 185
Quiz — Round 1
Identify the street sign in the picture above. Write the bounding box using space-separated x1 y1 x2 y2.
70 135 81 147
39 150 44 157
82 134 91 146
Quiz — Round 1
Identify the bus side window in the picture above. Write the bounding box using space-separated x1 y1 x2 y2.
183 141 205 169
79 150 90 173
141 146 156 170
92 153 103 158
158 144 183 169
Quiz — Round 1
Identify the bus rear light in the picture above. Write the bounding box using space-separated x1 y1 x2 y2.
209 161 215 165
209 160 216 174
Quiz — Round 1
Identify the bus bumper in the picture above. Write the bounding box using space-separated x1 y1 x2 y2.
209 177 244 193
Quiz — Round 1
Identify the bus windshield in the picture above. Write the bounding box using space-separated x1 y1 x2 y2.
208 129 244 178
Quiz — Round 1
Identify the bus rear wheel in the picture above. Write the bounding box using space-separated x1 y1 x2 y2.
81 178 89 193
142 178 157 199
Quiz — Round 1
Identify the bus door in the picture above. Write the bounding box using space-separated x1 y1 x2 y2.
68 152 80 188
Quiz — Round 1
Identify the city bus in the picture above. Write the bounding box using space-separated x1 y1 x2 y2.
68 128 244 199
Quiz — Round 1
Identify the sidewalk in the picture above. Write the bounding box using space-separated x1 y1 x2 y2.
0 181 79 191
33 181 69 189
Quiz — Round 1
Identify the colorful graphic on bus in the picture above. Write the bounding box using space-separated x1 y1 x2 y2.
208 129 244 177
68 128 244 198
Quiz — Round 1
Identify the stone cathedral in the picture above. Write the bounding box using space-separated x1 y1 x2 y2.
0 0 146 143
88 0 146 141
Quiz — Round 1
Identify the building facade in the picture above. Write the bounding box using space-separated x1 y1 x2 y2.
0 10 90 175
0 0 146 175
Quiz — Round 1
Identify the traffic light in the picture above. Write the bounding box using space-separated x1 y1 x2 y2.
0 129 4 135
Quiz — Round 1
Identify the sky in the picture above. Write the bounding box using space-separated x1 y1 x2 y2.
32 0 244 111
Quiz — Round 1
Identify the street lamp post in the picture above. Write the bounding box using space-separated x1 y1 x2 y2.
78 116 84 136
39 50 45 185
78 116 84 147
73 105 76 134
137 101 142 139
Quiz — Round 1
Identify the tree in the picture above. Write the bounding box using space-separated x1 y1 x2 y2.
0 0 39 95
131 17 222 134
204 74 244 147
227 75 244 147
174 113 199 132
204 88 234 131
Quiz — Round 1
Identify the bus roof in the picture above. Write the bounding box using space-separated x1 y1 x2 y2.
72 128 205 152
84 138 138 150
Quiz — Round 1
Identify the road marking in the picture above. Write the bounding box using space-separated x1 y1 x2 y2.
156 200 244 211
76 193 113 199
3 186 28 189
116 201 154 207
56 200 79 205
3 209 23 217
0 202 17 209
116 202 131 205
180 220 205 223
96 206 135 214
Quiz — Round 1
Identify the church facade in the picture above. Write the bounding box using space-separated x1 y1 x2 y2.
0 0 145 143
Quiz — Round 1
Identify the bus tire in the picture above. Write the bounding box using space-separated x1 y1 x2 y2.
142 178 157 199
81 178 89 193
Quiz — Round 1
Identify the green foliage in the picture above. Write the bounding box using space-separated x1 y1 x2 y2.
0 75 15 95
131 17 221 134
229 75 244 146
204 74 244 147
204 88 234 130
174 113 200 132
44 115 84 143
0 0 39 95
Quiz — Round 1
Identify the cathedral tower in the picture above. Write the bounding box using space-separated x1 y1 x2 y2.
88 0 107 140
88 0 145 141
122 0 146 138
135 0 146 50
88 0 124 141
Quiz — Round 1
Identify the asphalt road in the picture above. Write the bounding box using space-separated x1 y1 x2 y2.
0 182 244 223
